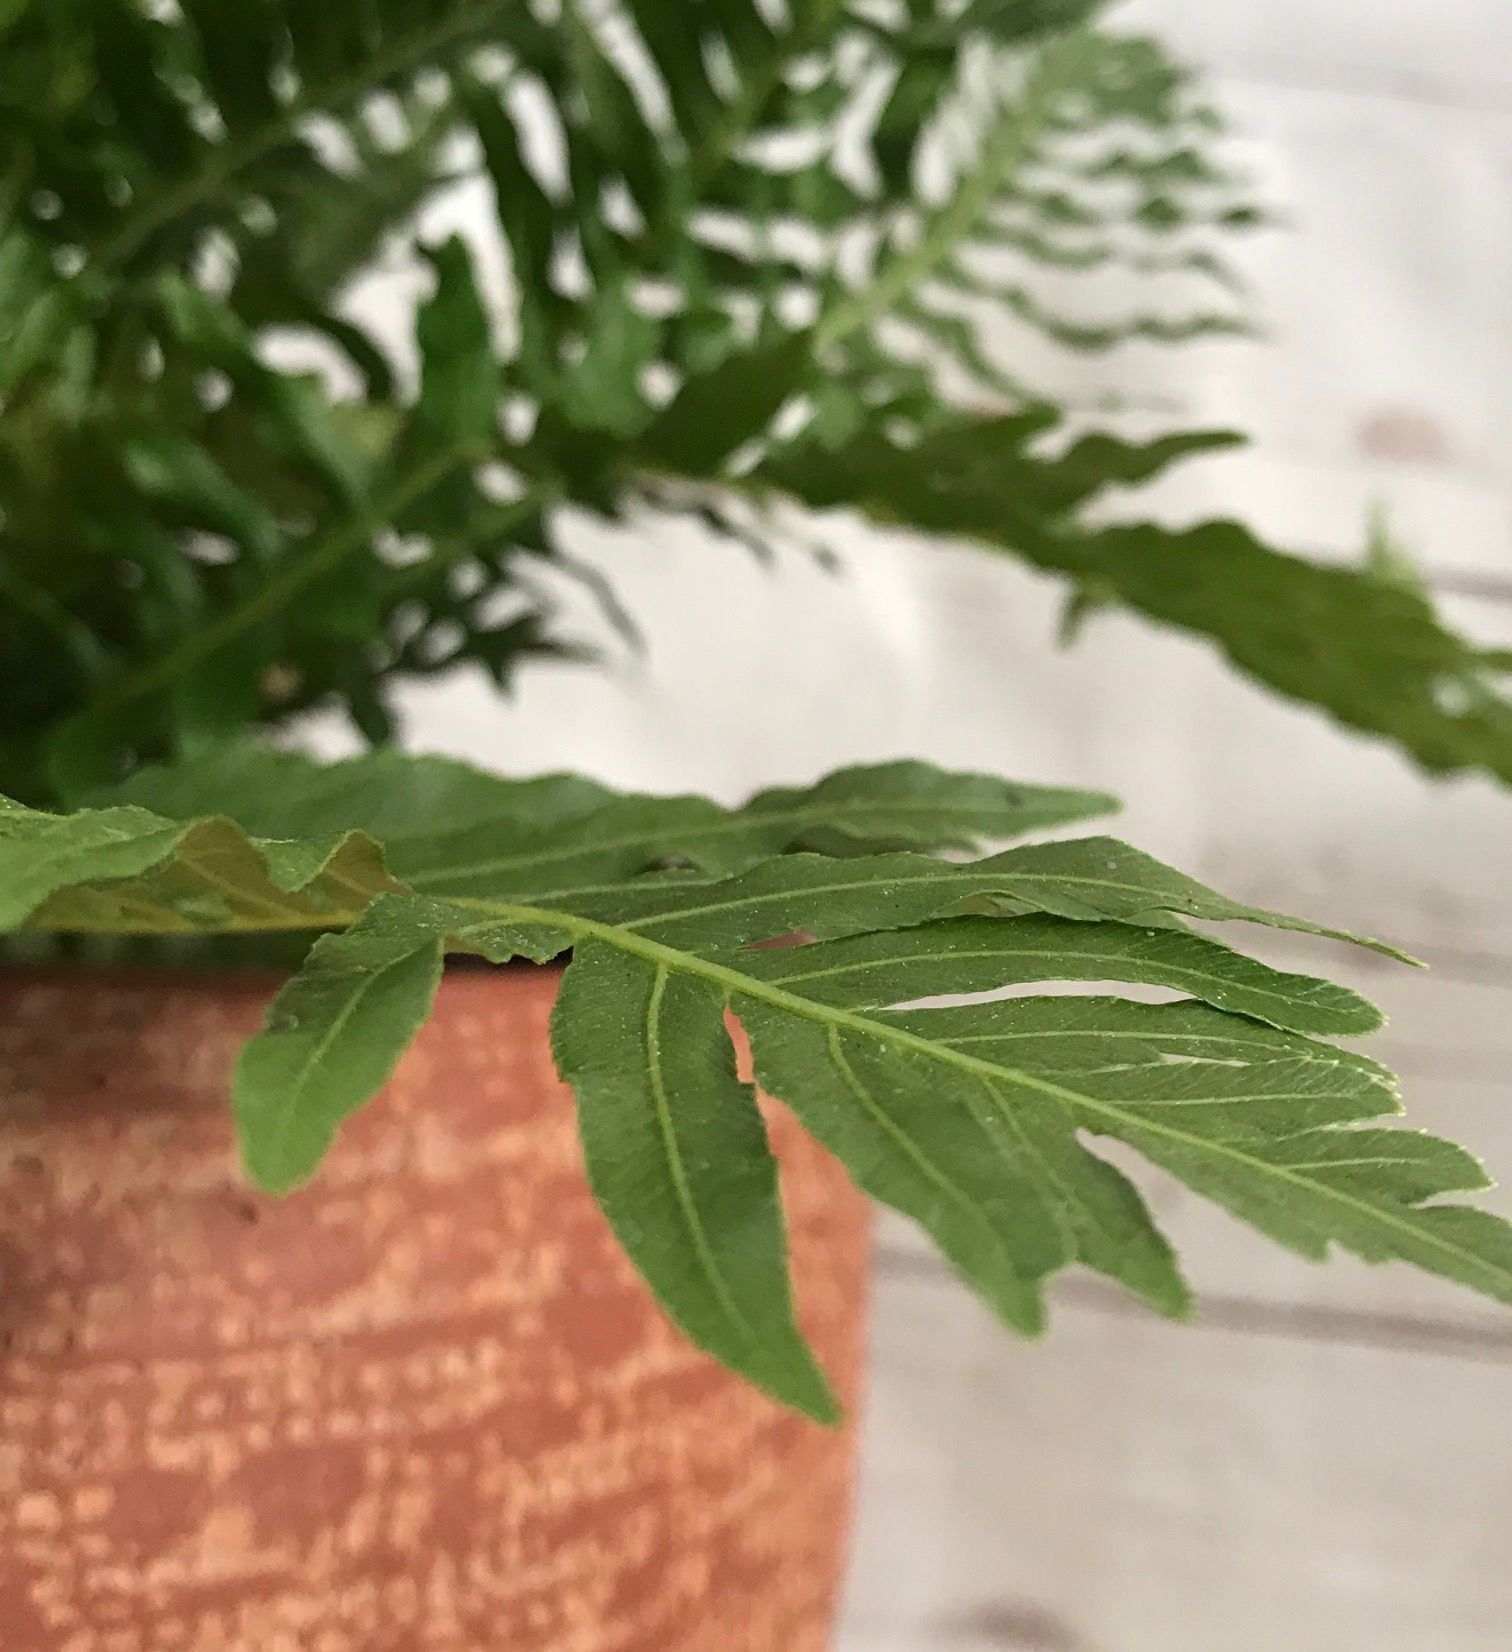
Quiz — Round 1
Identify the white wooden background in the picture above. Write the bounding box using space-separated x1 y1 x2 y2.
375 1 1512 1646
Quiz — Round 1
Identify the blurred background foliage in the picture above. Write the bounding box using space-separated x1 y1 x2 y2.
3 0 1510 809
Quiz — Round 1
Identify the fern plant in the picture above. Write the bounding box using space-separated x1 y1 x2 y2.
2 0 1511 1416
7 745 1512 1417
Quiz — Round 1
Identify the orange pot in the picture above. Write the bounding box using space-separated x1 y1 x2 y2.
0 965 871 1651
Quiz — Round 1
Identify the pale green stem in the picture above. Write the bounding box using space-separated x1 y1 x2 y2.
101 446 536 713
814 30 1097 350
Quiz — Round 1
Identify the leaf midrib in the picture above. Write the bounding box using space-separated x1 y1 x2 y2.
399 794 1109 891
250 944 430 1180
821 1022 1043 1329
26 855 1052 934
814 30 1098 349
753 937 1358 1033
605 864 1360 946
0 818 183 916
935 1021 1392 1080
30 832 1210 944
641 961 759 1346
97 446 487 716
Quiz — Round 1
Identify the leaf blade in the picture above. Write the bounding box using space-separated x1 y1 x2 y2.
234 900 446 1192
551 942 838 1420
738 913 1382 1037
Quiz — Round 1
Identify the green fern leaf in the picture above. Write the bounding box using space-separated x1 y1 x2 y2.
552 940 839 1420
6 755 1510 1416
759 413 1512 781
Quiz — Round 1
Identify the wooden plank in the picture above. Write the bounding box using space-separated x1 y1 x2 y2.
837 1267 1512 1652
1208 83 1512 486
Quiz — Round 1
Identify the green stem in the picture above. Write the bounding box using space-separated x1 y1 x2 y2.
814 30 1096 350
92 0 517 270
102 445 499 712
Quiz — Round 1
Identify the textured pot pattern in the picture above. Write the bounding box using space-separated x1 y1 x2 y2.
0 966 871 1652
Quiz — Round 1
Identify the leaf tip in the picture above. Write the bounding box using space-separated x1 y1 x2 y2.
236 1143 321 1200
802 1382 846 1430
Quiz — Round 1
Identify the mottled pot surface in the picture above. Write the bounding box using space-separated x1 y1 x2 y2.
0 965 871 1652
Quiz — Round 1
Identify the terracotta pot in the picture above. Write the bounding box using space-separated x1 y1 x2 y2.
0 964 871 1651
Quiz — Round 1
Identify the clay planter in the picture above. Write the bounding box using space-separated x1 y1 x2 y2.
0 964 871 1651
